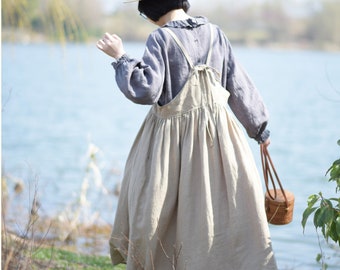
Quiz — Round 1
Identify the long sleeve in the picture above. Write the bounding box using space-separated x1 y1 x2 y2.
112 33 166 105
222 34 270 143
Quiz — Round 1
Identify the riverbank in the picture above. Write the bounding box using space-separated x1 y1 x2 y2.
2 28 340 52
1 230 126 269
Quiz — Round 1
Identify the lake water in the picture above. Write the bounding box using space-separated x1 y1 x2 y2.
2 42 340 269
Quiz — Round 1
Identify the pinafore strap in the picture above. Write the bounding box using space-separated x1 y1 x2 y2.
163 24 214 68
154 23 228 118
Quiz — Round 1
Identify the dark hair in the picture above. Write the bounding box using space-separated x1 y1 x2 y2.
138 0 190 22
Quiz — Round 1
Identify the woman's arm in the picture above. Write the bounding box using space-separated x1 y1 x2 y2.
97 32 165 105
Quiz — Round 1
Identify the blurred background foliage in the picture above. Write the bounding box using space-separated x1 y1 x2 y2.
2 0 340 50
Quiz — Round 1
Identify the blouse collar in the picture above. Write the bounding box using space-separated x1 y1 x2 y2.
163 16 209 29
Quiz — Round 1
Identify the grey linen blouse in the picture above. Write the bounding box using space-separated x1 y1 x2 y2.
112 16 270 143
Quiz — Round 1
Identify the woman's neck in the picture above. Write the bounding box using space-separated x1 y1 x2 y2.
155 9 191 26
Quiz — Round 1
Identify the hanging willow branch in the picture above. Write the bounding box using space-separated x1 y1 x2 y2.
2 0 31 29
2 0 87 42
43 0 86 42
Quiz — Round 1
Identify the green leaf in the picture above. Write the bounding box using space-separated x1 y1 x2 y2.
328 220 338 243
323 199 333 208
330 164 340 178
336 216 340 243
337 139 340 146
326 159 340 177
313 208 322 228
316 253 322 262
330 197 340 206
307 194 320 208
302 207 317 230
313 206 334 229
324 207 335 224
320 204 334 225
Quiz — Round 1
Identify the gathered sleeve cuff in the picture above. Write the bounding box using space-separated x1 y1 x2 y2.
112 54 130 69
255 127 270 144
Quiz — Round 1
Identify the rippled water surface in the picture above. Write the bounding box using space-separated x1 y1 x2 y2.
2 43 340 269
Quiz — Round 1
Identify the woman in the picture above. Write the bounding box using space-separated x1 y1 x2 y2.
97 0 278 269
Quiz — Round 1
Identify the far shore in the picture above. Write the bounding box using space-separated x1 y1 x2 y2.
2 29 340 53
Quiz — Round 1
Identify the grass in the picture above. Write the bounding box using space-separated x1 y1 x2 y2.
1 215 129 270
2 234 127 270
31 247 126 269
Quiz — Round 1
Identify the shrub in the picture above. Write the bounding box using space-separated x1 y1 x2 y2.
302 139 340 268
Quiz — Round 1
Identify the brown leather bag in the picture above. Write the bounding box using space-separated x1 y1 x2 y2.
260 145 295 225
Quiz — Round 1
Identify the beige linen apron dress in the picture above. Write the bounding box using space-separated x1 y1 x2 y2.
109 26 278 270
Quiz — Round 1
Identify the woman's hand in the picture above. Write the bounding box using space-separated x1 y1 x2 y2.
97 33 126 59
